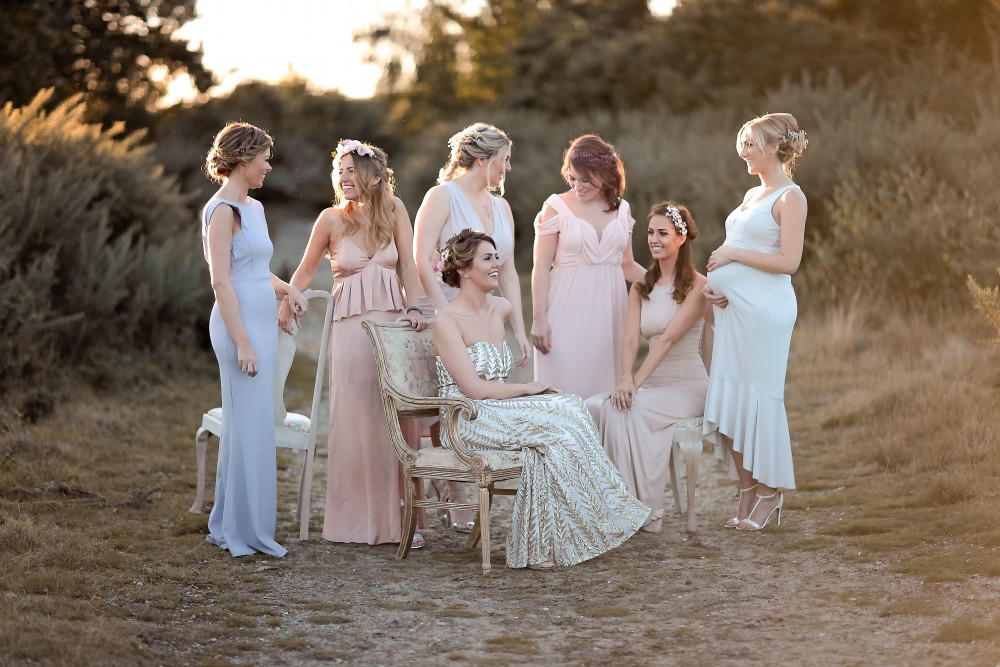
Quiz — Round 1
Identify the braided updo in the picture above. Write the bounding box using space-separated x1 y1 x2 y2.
437 122 512 193
737 113 808 177
440 228 497 288
204 122 273 183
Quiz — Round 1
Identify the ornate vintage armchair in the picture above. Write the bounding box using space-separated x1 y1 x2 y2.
362 320 523 572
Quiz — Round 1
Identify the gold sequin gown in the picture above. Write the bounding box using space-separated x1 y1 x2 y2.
436 341 650 568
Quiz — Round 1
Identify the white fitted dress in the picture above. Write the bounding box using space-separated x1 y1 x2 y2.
703 185 802 489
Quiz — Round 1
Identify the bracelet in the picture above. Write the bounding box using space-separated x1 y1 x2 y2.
406 306 422 314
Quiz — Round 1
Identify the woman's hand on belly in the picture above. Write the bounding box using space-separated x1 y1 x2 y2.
706 245 737 272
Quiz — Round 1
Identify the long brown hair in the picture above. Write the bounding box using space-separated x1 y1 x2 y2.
636 201 698 304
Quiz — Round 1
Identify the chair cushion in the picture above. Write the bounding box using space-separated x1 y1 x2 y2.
673 416 705 446
416 446 523 471
280 412 310 434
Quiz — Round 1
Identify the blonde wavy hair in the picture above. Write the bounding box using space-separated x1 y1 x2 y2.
332 141 397 250
204 122 273 183
438 122 512 195
737 113 809 177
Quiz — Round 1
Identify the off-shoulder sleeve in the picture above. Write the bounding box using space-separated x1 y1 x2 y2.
619 199 635 233
533 194 565 235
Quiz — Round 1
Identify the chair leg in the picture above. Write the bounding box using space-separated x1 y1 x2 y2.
669 442 685 515
297 444 316 541
478 485 492 572
396 475 419 561
189 428 210 514
465 484 493 550
683 444 699 531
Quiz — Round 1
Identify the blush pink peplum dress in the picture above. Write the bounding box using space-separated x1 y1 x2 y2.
533 194 634 398
323 237 421 545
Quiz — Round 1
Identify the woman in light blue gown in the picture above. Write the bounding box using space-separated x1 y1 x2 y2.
201 122 307 557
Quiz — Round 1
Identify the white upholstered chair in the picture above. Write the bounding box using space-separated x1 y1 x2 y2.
189 289 334 540
667 306 718 532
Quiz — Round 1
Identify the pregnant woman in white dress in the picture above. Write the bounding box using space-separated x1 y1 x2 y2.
703 113 809 531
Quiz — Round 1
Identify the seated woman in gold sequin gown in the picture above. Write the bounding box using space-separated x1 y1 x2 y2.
433 228 658 569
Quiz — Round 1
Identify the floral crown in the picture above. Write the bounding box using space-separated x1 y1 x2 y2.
333 139 382 164
665 206 687 236
785 128 806 143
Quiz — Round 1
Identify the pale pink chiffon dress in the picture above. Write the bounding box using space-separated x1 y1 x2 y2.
533 194 634 398
323 237 421 545
585 283 708 532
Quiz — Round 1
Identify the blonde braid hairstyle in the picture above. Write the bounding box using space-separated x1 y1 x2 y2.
204 122 273 183
437 122 512 195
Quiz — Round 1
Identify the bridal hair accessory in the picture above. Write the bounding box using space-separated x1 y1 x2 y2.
334 139 377 160
433 245 451 275
579 150 616 168
665 206 687 236
785 128 806 143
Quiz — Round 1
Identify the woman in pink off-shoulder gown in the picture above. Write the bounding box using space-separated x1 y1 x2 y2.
531 135 646 399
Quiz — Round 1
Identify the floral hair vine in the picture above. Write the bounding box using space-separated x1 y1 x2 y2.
665 206 687 236
578 151 616 168
785 128 806 143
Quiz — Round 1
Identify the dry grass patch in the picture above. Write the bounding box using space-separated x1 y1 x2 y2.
483 635 539 654
878 597 944 617
933 617 1000 643
579 605 631 618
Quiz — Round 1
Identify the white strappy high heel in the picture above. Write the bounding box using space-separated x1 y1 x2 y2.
738 491 783 531
724 484 758 528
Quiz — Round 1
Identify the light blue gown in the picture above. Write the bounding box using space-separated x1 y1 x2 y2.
202 197 286 557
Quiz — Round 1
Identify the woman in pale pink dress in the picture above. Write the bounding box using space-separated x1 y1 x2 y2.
531 134 646 398
280 140 427 548
586 202 710 532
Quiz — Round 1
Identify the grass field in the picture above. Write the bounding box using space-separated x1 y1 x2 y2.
1 303 999 665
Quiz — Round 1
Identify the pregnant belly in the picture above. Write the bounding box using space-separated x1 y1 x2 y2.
706 262 755 297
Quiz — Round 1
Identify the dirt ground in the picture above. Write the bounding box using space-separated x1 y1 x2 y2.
188 221 1000 667
198 439 992 667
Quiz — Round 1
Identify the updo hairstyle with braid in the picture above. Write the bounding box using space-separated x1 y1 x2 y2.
438 123 512 194
561 134 626 212
440 228 497 289
737 113 809 178
204 122 273 183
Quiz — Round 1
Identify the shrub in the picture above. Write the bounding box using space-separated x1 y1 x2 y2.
0 90 210 396
968 270 1000 346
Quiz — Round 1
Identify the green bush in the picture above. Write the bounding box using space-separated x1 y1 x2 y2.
0 90 210 396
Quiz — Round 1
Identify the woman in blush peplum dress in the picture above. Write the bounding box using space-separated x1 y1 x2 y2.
586 202 710 533
412 123 529 533
201 122 308 557
531 135 646 399
279 140 428 548
702 113 809 531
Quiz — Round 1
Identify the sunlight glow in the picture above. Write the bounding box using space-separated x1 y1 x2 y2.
164 0 676 106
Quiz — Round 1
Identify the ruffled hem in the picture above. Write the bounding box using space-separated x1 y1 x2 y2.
703 375 796 489
332 266 405 321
